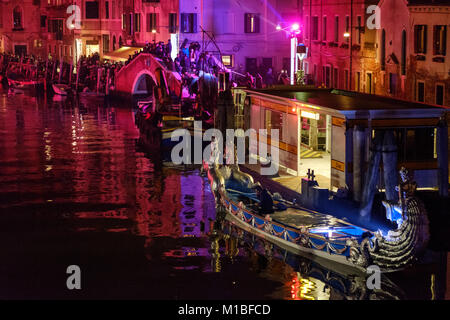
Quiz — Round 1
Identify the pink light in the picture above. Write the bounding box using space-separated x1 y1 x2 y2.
291 23 300 31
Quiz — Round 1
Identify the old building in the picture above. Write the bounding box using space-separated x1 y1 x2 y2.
377 0 450 106
178 0 300 77
0 0 46 57
302 0 379 92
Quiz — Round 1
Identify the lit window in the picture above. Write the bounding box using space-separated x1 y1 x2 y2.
414 25 427 54
244 13 260 33
222 55 234 67
433 25 447 56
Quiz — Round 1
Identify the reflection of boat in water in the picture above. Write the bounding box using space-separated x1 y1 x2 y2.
52 83 72 96
79 91 105 100
205 163 430 273
217 219 406 300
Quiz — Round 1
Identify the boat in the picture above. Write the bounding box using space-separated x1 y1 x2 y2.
52 83 72 96
6 62 44 92
204 162 430 272
217 219 407 299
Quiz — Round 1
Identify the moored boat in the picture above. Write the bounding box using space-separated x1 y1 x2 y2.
52 83 72 96
204 163 430 273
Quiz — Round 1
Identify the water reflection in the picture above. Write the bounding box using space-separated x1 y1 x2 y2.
0 91 447 300
214 216 448 300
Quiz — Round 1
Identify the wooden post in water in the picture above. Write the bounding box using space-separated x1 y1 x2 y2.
44 59 49 92
58 60 63 83
105 68 110 96
52 60 57 82
68 62 73 85
75 60 80 94
96 67 102 93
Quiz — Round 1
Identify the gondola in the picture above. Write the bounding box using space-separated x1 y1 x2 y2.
204 162 430 273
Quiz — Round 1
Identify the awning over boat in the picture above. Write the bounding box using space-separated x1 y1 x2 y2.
102 46 143 62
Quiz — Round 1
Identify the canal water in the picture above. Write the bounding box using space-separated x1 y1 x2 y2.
0 91 447 300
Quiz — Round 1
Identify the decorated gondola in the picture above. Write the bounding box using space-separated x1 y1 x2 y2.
204 162 430 273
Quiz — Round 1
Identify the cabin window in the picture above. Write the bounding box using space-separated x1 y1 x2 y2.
394 128 437 162
264 109 283 140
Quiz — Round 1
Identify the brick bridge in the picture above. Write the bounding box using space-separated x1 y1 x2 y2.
114 53 182 99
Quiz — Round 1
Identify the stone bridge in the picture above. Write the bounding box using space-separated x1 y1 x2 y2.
114 53 181 99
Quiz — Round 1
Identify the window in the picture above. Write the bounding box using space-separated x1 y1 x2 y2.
333 68 338 88
389 73 397 95
305 16 309 40
381 29 386 70
417 81 425 102
322 17 327 41
103 35 110 53
105 1 109 19
356 16 362 44
169 13 177 33
345 16 350 42
334 16 339 42
147 13 158 32
112 35 116 51
181 13 197 33
244 13 260 33
356 71 361 92
322 66 331 87
134 13 141 32
40 15 47 28
13 6 23 29
85 1 99 19
414 25 427 54
436 84 444 105
344 70 349 90
122 14 126 30
222 55 234 67
433 25 447 56
48 19 63 40
311 16 318 40
401 30 406 75
366 73 373 94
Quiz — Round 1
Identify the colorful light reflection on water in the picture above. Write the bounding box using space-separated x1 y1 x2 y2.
0 91 447 300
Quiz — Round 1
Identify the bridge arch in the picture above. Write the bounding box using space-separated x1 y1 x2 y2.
132 70 157 96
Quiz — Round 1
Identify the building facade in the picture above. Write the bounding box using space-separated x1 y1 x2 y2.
302 0 379 92
178 0 299 77
377 0 450 106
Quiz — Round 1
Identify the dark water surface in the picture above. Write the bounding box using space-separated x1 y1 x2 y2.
0 92 448 300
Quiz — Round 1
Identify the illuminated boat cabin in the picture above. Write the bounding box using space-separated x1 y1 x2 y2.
233 87 449 198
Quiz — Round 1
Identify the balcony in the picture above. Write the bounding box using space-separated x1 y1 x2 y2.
12 27 24 32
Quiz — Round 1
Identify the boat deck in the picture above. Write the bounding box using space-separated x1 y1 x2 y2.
227 189 369 242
